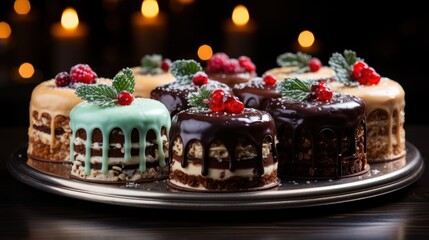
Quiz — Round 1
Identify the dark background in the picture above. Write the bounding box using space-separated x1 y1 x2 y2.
1 0 428 127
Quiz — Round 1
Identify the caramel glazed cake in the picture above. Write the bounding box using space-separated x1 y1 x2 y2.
27 78 111 162
264 78 368 179
168 108 279 192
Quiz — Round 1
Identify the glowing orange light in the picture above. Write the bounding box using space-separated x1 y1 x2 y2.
197 44 213 61
232 5 249 26
61 8 79 30
0 22 12 39
19 62 35 79
141 0 159 18
298 30 315 48
14 0 31 15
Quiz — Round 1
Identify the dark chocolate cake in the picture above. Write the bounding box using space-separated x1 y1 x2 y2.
167 87 279 192
233 75 281 110
264 78 368 179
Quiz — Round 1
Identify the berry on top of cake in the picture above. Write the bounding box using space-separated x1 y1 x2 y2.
70 68 171 183
168 86 279 192
264 51 334 81
263 78 368 179
204 52 257 88
129 54 176 98
328 49 406 162
28 63 112 162
233 74 282 110
150 59 231 117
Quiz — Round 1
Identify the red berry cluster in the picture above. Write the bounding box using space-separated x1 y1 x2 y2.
310 81 333 101
209 89 244 114
117 90 134 106
263 74 277 85
352 60 381 85
192 71 209 86
55 64 98 87
206 52 256 74
308 57 322 72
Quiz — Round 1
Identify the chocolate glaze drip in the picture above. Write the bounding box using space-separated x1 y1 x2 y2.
264 93 367 178
151 80 231 117
169 108 277 176
233 77 281 110
33 124 65 135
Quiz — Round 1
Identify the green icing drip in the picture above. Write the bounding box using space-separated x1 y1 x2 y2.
69 98 171 176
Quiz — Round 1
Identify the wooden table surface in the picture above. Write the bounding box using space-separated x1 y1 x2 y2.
0 125 428 240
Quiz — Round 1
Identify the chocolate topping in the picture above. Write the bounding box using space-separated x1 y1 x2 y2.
169 108 277 176
206 71 256 88
151 80 231 117
233 77 282 110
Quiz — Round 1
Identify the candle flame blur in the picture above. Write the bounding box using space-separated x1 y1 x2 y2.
298 30 315 48
61 8 79 30
197 44 213 61
232 5 249 26
14 0 31 15
141 0 159 18
19 62 35 79
0 22 12 39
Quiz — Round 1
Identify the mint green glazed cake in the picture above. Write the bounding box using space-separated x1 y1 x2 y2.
69 68 171 183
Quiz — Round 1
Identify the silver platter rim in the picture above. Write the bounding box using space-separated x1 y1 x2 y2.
7 142 424 211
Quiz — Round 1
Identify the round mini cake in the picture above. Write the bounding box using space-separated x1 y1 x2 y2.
151 59 231 117
264 78 368 179
204 52 257 88
69 68 171 183
233 75 281 110
264 51 334 81
168 87 279 192
328 50 406 162
130 54 176 98
28 64 111 162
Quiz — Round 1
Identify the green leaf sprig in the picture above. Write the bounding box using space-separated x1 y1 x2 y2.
276 52 311 73
276 78 314 101
75 68 135 107
170 59 202 83
187 85 211 108
140 54 164 75
328 49 362 86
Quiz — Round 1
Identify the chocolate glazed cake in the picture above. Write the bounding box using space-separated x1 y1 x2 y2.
233 76 281 110
168 108 279 192
265 94 368 179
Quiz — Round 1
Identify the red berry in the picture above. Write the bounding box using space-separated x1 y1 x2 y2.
225 96 244 114
117 90 134 106
209 89 226 112
55 71 70 87
361 67 381 85
263 74 277 85
308 58 322 72
70 64 97 84
192 71 209 86
238 56 256 72
207 52 229 72
316 89 333 101
161 58 171 72
223 58 242 74
310 80 329 92
352 61 368 80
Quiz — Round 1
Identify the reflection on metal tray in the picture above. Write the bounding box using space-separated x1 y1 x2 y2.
7 142 424 211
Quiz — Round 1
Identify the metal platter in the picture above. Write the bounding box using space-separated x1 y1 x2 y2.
7 142 424 211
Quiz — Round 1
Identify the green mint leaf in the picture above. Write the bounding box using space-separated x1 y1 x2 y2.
328 49 362 86
76 84 118 107
276 52 311 69
141 54 163 75
187 85 212 108
276 78 313 101
170 59 202 83
113 68 135 94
